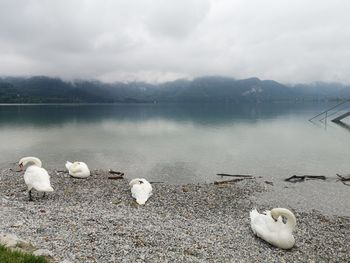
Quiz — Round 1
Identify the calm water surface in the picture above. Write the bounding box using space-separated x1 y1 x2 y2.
1 103 350 184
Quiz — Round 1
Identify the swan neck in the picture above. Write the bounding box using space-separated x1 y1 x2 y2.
20 157 42 168
274 208 296 230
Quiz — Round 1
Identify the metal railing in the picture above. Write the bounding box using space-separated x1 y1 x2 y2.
309 100 350 125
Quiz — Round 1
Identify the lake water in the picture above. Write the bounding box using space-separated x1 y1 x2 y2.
1 103 350 184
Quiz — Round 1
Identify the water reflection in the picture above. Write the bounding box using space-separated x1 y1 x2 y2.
0 103 328 127
0 103 349 184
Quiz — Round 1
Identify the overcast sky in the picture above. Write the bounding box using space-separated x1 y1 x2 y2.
0 0 349 83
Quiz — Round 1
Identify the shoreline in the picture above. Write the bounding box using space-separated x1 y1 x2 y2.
1 168 349 262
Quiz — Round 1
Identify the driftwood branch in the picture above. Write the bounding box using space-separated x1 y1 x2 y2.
150 181 164 184
336 173 350 181
217 173 253 178
9 168 22 172
285 175 326 183
336 174 350 186
214 177 254 185
215 173 255 185
108 170 124 176
108 169 124 180
107 176 124 180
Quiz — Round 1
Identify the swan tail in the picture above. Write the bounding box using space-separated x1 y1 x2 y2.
135 194 151 205
136 198 146 205
65 161 73 170
250 209 259 220
45 186 54 192
35 185 54 192
250 209 260 235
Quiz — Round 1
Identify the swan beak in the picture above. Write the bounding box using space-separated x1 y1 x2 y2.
18 163 23 171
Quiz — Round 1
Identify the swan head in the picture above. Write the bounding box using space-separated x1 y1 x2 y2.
129 178 147 187
270 208 297 230
270 209 279 221
18 157 42 170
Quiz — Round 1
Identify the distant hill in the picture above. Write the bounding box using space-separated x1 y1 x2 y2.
0 76 350 103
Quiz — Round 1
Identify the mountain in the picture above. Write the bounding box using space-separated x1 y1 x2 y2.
0 76 349 103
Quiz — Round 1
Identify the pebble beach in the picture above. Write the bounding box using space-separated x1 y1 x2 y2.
0 167 349 263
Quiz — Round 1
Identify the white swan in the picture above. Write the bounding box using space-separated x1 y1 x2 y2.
65 161 90 178
129 178 152 205
250 208 296 249
18 157 54 201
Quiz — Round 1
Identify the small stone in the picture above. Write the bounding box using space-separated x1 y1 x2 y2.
0 233 35 251
181 186 189 192
36 227 45 234
131 201 139 208
111 199 122 205
33 248 54 257
11 222 24 228
17 240 36 251
0 233 21 248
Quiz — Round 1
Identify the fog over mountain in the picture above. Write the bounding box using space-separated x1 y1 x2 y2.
1 76 349 103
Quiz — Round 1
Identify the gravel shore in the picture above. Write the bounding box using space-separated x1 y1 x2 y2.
0 168 349 262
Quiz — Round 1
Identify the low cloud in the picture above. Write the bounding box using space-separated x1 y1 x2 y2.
0 0 349 83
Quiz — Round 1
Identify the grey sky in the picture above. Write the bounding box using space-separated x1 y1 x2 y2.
0 0 349 83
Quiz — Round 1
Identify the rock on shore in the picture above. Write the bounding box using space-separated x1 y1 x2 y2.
0 168 349 262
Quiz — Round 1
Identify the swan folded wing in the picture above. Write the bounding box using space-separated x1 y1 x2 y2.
131 184 152 204
72 167 90 178
71 170 89 178
24 166 53 192
32 181 54 192
251 210 284 236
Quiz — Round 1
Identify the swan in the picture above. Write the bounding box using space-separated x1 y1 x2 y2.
65 161 90 178
129 178 152 205
250 208 296 249
18 157 54 201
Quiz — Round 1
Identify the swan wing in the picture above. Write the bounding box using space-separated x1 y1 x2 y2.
79 162 90 176
131 183 152 204
24 166 53 192
250 210 282 236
